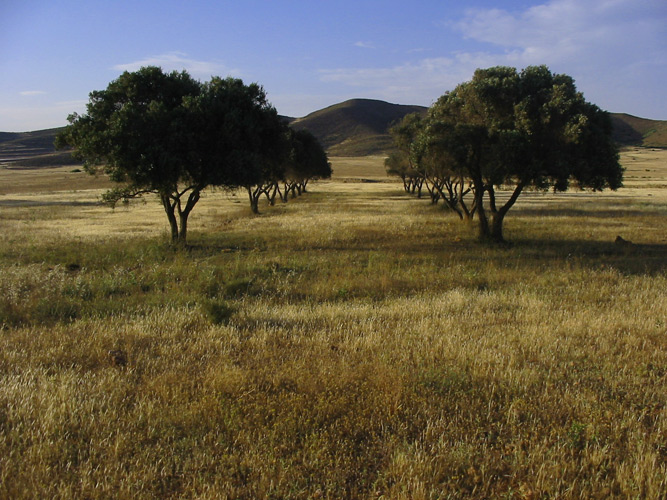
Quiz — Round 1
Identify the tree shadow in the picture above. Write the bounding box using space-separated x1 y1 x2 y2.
0 199 101 207
508 238 667 276
515 207 666 218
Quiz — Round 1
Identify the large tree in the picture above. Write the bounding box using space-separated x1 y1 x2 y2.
421 66 623 242
57 67 280 244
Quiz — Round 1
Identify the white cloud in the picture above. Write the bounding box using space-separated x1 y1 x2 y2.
113 52 239 80
319 0 667 117
455 0 646 66
454 0 667 115
19 90 47 96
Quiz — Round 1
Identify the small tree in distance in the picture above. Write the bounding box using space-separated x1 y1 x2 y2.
243 128 331 212
56 67 283 245
386 113 425 196
287 129 332 197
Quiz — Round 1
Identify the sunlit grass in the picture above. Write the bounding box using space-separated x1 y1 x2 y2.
0 151 665 498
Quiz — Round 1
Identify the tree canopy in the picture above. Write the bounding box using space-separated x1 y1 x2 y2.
389 65 623 242
56 67 287 244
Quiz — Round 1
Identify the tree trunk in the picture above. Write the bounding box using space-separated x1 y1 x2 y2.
176 188 201 246
178 211 188 244
469 176 490 241
268 183 278 206
477 204 491 240
487 181 526 243
490 212 506 242
161 194 179 243
247 187 259 214
159 188 201 246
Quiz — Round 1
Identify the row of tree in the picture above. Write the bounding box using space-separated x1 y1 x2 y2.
386 65 623 242
56 67 331 245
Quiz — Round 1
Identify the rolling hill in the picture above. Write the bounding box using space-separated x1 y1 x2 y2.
0 128 77 167
1 102 665 167
289 99 427 156
609 113 667 148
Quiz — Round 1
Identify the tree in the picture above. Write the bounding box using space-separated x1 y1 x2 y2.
281 129 331 201
186 78 288 215
388 112 475 215
57 67 281 244
425 66 623 242
244 124 290 213
387 113 425 196
384 151 413 193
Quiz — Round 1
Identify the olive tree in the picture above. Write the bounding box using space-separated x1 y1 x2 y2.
387 113 425 196
187 78 288 216
57 67 280 244
280 129 331 201
388 113 474 214
424 65 623 242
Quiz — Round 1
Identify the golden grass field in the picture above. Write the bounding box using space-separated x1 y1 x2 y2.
0 148 665 499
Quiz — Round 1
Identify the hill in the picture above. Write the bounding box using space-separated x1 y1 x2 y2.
0 127 78 168
1 104 665 167
0 128 66 161
289 99 427 156
610 113 667 147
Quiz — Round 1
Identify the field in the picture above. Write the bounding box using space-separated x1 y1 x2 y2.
0 148 665 499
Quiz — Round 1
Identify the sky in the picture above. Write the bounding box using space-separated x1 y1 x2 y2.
1 0 665 132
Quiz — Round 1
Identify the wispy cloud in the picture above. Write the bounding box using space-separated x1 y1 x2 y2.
320 57 462 105
405 48 429 54
19 90 47 96
319 0 667 115
113 52 239 79
455 0 648 66
354 41 376 49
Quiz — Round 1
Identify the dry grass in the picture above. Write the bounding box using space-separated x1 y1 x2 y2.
0 149 665 499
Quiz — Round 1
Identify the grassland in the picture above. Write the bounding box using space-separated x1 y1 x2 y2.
0 148 665 499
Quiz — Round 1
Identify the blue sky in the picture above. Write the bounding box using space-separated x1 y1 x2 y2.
1 0 665 131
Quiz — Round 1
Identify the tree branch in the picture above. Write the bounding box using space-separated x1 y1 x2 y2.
101 186 156 208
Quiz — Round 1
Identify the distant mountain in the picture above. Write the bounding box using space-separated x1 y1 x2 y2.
290 99 427 156
1 103 665 166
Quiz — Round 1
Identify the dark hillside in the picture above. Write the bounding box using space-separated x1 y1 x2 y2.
0 128 65 155
610 113 667 147
290 99 427 156
0 127 74 166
